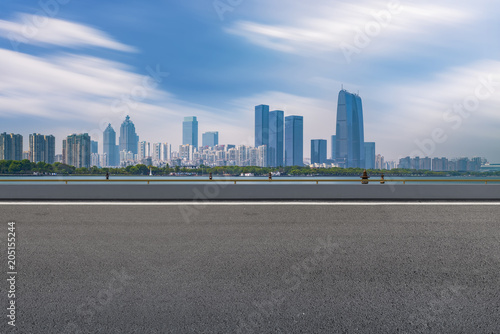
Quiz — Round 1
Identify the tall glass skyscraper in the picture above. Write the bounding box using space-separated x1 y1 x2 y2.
335 90 365 168
285 116 303 166
331 135 336 160
364 142 376 169
255 105 269 148
268 110 284 167
311 139 327 164
202 131 218 148
103 124 119 166
119 116 139 155
183 116 198 148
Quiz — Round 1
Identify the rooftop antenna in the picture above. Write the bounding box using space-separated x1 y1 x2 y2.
341 84 344 91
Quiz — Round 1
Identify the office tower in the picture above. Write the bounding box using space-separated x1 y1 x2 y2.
331 135 336 160
161 143 171 161
91 140 98 154
255 105 269 149
183 116 198 148
0 133 23 161
29 133 55 164
311 139 327 164
62 134 91 168
103 124 119 167
202 132 219 148
285 116 304 166
364 142 376 169
269 110 284 167
119 116 139 155
335 90 365 168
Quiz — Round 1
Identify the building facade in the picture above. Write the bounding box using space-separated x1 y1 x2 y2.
63 134 91 168
103 124 119 167
0 133 23 161
202 131 219 148
183 116 198 148
268 110 284 167
311 139 327 164
29 133 55 164
364 142 376 169
119 116 139 155
285 116 303 166
335 90 365 168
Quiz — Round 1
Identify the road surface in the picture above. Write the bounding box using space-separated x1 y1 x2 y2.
1 202 500 333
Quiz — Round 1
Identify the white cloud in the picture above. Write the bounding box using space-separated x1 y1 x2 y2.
225 0 478 61
0 13 136 52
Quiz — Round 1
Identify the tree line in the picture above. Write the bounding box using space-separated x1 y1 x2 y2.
1 159 499 177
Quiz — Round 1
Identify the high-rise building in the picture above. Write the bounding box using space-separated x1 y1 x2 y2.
138 141 151 160
255 105 269 148
285 116 303 166
119 116 139 155
0 133 23 161
364 142 376 169
335 90 365 168
91 140 98 154
269 110 284 167
103 124 119 167
311 139 327 164
183 116 198 148
202 132 219 148
29 133 55 164
63 134 91 168
331 135 336 160
375 154 385 170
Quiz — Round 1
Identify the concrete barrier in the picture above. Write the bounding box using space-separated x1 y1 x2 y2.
0 184 499 200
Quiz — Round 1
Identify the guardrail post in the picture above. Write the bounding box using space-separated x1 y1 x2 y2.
361 170 370 184
209 172 212 181
380 173 385 185
268 172 272 181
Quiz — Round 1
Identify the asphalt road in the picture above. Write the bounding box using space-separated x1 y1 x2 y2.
2 203 500 333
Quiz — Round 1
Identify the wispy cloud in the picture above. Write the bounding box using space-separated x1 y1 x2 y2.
0 13 137 52
225 0 476 60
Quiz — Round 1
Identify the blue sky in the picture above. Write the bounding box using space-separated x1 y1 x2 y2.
0 0 499 161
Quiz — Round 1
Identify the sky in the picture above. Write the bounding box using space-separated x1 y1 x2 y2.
0 0 499 161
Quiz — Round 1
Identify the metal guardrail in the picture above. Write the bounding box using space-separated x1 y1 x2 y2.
0 179 500 184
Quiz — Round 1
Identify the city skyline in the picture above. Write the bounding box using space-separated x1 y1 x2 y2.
0 1 498 161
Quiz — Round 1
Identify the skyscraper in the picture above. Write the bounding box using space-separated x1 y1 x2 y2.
119 116 139 155
63 134 91 168
29 133 55 164
285 116 303 166
269 110 284 167
311 139 327 164
0 133 23 161
91 140 98 154
183 116 198 148
103 124 119 167
364 142 376 169
331 135 336 160
202 131 219 148
255 105 269 148
335 90 365 168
